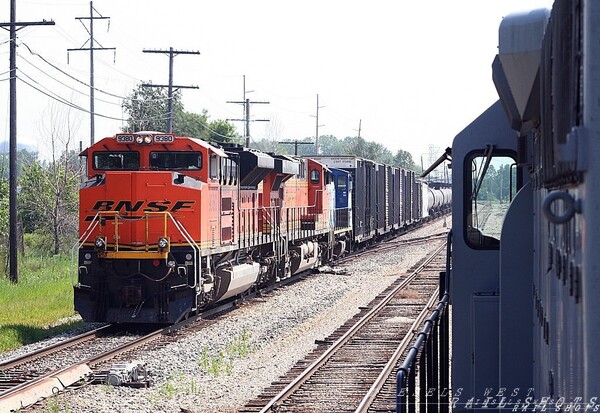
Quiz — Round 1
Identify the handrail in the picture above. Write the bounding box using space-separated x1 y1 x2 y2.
73 210 202 290
165 212 201 289
396 295 449 412
396 229 452 413
71 211 101 286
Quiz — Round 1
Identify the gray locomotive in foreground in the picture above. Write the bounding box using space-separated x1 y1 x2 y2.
445 0 600 410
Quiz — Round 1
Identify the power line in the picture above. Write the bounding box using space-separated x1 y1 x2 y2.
17 75 123 120
17 74 178 124
0 0 55 283
142 47 200 133
21 41 166 102
66 0 115 146
17 55 122 106
278 140 313 155
227 76 269 148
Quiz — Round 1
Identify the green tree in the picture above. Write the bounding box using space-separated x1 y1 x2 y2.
19 158 79 255
342 136 367 157
122 83 239 143
122 83 183 132
19 102 80 256
393 149 417 170
207 119 239 144
175 109 210 140
0 148 39 180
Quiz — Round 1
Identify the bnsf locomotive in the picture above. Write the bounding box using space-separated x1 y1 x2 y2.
75 132 450 324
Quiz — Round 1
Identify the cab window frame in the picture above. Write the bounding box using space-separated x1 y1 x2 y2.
310 169 320 184
463 148 520 250
92 151 140 171
149 150 202 170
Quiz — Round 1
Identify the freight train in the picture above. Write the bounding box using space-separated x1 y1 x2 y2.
439 0 600 410
74 137 450 324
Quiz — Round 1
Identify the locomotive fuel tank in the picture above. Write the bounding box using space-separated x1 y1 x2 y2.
214 262 260 301
290 241 319 275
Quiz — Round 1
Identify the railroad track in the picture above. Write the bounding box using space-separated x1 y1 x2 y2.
337 213 450 264
0 267 326 412
0 220 449 411
0 304 233 412
242 242 447 412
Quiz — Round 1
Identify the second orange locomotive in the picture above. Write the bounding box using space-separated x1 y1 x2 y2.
75 131 447 323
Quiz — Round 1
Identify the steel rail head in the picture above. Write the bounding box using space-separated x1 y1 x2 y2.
259 242 447 412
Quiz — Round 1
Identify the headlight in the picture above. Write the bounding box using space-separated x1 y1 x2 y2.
135 136 144 144
95 236 106 249
144 136 152 144
158 237 169 249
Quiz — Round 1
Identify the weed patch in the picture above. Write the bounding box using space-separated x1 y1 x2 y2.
198 330 256 376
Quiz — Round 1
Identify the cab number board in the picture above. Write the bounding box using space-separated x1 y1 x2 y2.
116 134 135 143
154 135 174 143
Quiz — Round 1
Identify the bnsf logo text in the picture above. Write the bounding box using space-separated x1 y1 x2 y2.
84 200 195 221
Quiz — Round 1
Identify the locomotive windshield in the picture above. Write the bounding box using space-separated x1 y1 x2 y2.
150 151 202 170
466 148 517 248
93 152 140 170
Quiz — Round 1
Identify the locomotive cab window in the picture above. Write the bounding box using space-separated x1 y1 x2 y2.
465 147 518 249
150 151 202 170
310 169 320 184
209 155 219 180
93 152 140 170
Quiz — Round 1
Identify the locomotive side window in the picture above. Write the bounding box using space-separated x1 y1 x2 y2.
465 149 517 249
209 154 219 180
93 152 140 170
299 159 306 179
149 151 201 170
219 157 237 185
310 169 320 184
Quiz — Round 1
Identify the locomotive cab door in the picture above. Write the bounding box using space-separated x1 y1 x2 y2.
330 168 350 229
451 101 527 410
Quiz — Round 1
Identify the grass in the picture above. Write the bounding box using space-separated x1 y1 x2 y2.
0 254 81 353
149 371 203 402
198 330 255 376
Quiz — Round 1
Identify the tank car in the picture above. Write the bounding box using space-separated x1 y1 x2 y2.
446 0 600 408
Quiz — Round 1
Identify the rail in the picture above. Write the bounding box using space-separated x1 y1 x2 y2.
396 230 452 413
258 241 447 413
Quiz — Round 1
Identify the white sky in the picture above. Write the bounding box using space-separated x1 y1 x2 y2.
0 0 554 162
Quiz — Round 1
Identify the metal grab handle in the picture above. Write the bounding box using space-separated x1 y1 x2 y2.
542 191 581 224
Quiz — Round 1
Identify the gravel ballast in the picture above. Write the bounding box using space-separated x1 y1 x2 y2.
28 219 449 412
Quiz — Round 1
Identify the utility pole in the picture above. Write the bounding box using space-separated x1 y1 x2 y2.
67 1 115 147
227 76 269 148
278 140 314 156
311 94 324 154
0 0 54 283
356 119 362 139
142 47 200 133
